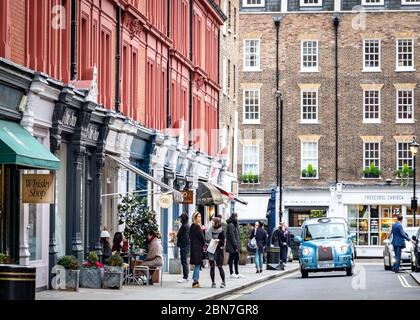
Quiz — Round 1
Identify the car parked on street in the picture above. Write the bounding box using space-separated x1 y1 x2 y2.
410 228 420 272
383 227 417 271
294 217 355 278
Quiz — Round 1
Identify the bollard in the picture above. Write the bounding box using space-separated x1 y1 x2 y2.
0 265 36 300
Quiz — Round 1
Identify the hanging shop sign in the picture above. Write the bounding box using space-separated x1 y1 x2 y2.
181 190 194 204
22 174 55 203
159 193 173 209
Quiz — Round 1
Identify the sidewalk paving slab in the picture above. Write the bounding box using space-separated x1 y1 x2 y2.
36 262 299 301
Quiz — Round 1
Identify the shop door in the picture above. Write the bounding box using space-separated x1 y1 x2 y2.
0 165 20 262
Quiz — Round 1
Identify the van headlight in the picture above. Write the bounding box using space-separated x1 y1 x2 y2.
302 248 311 256
340 245 348 253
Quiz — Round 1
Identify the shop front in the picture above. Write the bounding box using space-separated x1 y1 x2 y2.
341 187 419 257
282 189 331 227
0 120 60 290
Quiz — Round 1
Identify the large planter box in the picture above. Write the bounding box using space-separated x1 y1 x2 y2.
61 270 80 292
169 258 182 274
80 268 103 289
239 252 247 265
103 268 124 289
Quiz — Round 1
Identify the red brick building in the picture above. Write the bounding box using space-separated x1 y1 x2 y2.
0 0 224 154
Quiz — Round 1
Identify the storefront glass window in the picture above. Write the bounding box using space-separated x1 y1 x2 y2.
348 205 399 246
406 207 420 227
28 203 42 261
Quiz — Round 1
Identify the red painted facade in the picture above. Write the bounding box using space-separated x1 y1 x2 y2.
0 0 223 155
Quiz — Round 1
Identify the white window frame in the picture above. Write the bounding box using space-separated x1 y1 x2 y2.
402 0 420 5
300 89 319 124
361 0 384 5
363 89 381 123
301 40 319 73
396 39 415 72
243 89 260 124
243 0 265 7
363 39 381 72
300 0 323 6
242 144 259 176
243 39 261 72
363 142 381 178
396 142 413 172
396 89 415 123
301 141 319 179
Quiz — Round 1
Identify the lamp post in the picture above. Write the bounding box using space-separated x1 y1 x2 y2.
409 138 419 226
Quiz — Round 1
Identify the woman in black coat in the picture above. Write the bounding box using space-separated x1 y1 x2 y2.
253 221 267 273
189 212 205 288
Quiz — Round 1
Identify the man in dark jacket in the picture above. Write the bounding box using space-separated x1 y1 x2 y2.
391 215 415 273
226 213 242 278
177 213 190 282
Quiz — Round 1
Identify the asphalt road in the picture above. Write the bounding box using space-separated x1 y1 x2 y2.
222 260 420 300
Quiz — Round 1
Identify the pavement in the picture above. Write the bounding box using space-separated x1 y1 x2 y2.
36 262 299 300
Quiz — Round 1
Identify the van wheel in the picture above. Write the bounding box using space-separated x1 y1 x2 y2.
301 269 308 278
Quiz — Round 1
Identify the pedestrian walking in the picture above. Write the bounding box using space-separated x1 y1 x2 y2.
205 216 226 288
177 213 190 283
226 213 243 278
391 215 415 273
252 221 267 273
278 223 289 268
189 212 206 288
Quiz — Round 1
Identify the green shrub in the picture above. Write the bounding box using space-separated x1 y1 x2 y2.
0 253 6 264
363 162 381 177
57 255 80 270
302 164 317 177
106 254 124 267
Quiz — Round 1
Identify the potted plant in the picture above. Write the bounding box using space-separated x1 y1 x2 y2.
56 255 80 291
80 251 104 289
396 163 413 186
238 225 249 265
0 253 7 264
363 162 381 178
301 163 317 178
240 172 259 184
103 254 124 289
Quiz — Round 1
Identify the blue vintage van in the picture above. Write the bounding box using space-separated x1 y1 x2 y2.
294 217 356 278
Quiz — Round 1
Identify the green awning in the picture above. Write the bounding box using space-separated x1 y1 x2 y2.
0 120 60 170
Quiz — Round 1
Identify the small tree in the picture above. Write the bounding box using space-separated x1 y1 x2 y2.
118 195 159 252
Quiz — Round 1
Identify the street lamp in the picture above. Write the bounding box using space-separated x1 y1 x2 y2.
410 138 419 226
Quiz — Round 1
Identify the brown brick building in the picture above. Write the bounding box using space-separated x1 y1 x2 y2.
218 0 241 215
238 0 420 256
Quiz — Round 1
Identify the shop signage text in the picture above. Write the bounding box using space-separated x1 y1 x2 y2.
364 194 405 201
22 174 55 203
181 190 194 204
159 194 173 208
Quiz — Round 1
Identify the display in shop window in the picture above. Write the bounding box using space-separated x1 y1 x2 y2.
371 219 379 232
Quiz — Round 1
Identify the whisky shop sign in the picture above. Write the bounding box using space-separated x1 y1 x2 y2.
22 174 55 204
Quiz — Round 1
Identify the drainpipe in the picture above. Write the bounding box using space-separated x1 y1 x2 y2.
166 0 171 128
115 5 121 113
70 0 77 80
273 16 282 222
333 15 340 185
188 0 193 147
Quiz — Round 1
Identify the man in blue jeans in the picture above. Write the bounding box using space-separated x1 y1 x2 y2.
391 215 415 273
176 213 190 282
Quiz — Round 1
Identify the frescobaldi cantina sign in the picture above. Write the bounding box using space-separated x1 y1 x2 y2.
21 174 55 203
